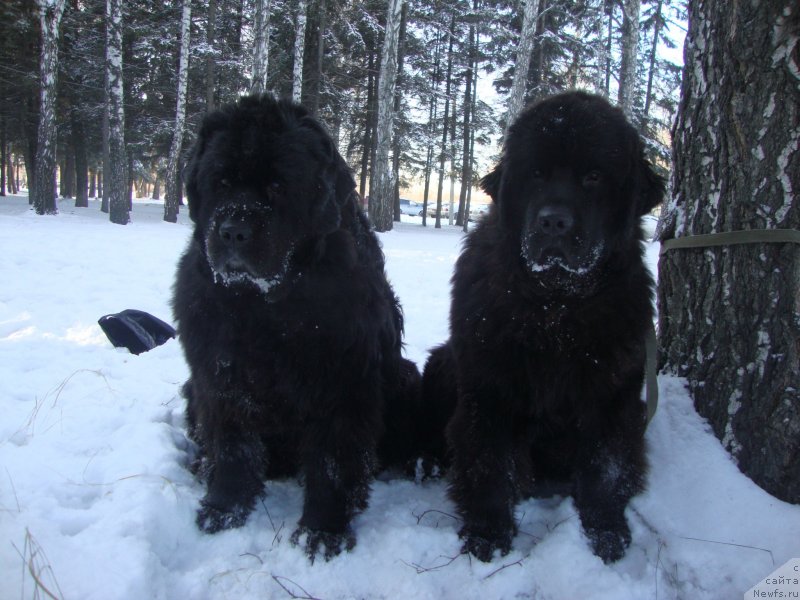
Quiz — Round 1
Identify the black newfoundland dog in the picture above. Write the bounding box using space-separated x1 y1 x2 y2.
173 95 419 560
423 91 664 564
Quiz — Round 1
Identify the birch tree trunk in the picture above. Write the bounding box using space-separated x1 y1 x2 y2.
504 0 540 136
106 0 128 225
369 0 403 233
32 0 67 215
251 0 271 94
657 0 800 503
617 0 641 118
292 0 308 103
164 0 191 223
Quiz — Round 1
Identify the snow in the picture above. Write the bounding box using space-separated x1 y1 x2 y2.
1 193 798 600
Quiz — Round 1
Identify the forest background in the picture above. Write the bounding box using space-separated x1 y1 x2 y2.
0 0 686 230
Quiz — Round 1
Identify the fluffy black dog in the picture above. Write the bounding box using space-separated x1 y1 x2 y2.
173 95 419 560
423 91 664 563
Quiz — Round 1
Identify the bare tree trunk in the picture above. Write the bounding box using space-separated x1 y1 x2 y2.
643 0 663 116
421 29 443 228
657 0 800 503
205 0 217 112
306 0 327 114
61 143 74 198
434 14 455 230
505 0 540 135
391 1 408 223
71 105 88 207
359 48 377 199
617 0 641 118
292 0 308 102
369 0 403 233
106 0 128 224
0 116 6 196
165 0 191 223
251 0 272 94
462 119 476 233
456 5 478 227
32 0 66 215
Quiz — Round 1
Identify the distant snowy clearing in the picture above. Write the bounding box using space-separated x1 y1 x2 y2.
0 194 797 600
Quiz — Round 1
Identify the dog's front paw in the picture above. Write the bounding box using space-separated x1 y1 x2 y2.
290 525 356 563
459 525 513 562
196 500 252 533
583 519 631 563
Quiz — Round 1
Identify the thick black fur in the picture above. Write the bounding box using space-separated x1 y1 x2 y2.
173 95 420 561
422 91 664 564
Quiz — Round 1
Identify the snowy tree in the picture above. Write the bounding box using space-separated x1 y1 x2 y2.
251 0 272 93
105 0 128 225
164 0 192 223
504 0 540 135
369 0 404 233
32 0 67 215
657 0 799 503
292 0 308 102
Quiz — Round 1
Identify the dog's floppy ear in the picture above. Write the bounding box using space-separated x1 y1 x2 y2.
297 114 353 231
297 113 353 206
480 161 503 204
638 158 665 216
184 110 228 223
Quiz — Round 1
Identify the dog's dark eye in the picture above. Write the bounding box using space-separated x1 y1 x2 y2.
582 170 603 187
218 178 231 189
265 181 283 197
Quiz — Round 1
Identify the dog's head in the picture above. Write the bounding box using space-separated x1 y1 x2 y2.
481 91 664 291
184 95 355 298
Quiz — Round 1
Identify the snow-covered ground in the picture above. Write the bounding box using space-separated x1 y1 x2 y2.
1 193 797 599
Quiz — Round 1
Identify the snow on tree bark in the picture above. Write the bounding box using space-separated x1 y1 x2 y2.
658 0 800 503
505 0 541 135
617 0 641 118
106 0 128 225
369 0 403 233
32 0 67 215
292 0 308 103
251 0 272 94
164 0 192 223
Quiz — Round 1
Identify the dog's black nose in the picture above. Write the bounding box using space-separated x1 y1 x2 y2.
219 218 252 246
536 206 574 237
